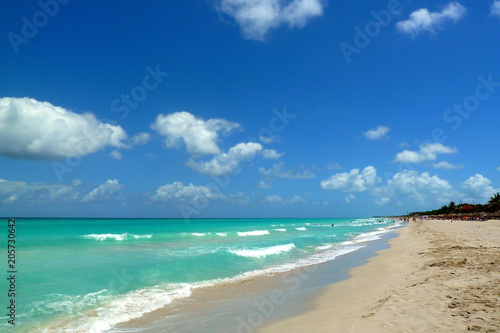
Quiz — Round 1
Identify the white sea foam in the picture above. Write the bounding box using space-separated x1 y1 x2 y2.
295 227 307 231
237 230 269 236
216 232 227 237
316 244 333 250
192 233 206 237
274 228 286 232
32 284 195 333
40 221 402 333
131 234 152 239
342 229 392 245
82 233 152 241
229 244 295 258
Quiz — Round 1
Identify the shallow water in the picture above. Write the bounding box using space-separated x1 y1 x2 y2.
0 217 401 332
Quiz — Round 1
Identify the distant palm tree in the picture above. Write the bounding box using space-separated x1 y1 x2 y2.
487 193 500 211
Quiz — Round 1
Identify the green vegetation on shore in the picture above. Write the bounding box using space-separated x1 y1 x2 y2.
408 193 500 217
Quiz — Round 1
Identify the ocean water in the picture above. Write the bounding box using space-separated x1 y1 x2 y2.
1 218 401 332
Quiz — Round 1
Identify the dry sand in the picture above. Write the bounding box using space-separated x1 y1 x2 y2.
259 219 500 333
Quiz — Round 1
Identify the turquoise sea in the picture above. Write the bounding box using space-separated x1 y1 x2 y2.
1 218 401 332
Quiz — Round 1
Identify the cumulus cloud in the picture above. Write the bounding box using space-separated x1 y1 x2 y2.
264 194 282 203
259 162 316 179
151 182 221 201
492 1 500 17
343 194 356 204
263 194 305 204
432 161 463 170
398 142 409 148
396 2 466 36
262 149 284 159
377 170 455 204
216 0 324 41
225 192 251 205
462 174 499 202
109 150 123 160
0 97 128 160
326 162 342 170
0 178 77 203
375 197 390 205
259 134 277 144
394 143 457 163
363 126 389 140
72 179 82 187
130 132 151 146
151 111 240 157
187 142 263 176
320 166 380 192
81 179 123 203
257 180 272 188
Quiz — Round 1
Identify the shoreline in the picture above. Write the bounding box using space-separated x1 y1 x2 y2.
111 223 403 332
260 219 500 333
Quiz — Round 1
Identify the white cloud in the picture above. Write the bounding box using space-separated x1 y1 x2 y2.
225 192 250 205
289 194 306 204
398 142 409 148
262 149 284 159
321 166 380 192
259 134 277 144
0 97 128 160
462 174 499 202
375 197 390 205
109 150 123 160
378 170 455 204
81 179 123 203
363 126 389 140
257 180 272 188
497 166 500 172
432 161 463 170
259 162 316 179
394 143 457 163
396 2 466 36
151 111 240 157
0 178 77 203
151 181 221 201
4 194 19 204
326 162 342 170
263 194 305 204
343 194 356 204
492 1 500 17
130 132 151 146
216 0 324 41
264 194 282 203
187 142 263 176
72 179 82 187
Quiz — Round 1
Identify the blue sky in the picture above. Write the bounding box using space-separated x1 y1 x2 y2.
1 0 499 218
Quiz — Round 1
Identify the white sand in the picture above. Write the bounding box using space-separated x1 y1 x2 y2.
260 219 500 333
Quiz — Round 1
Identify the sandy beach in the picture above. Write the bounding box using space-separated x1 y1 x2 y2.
260 219 500 333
